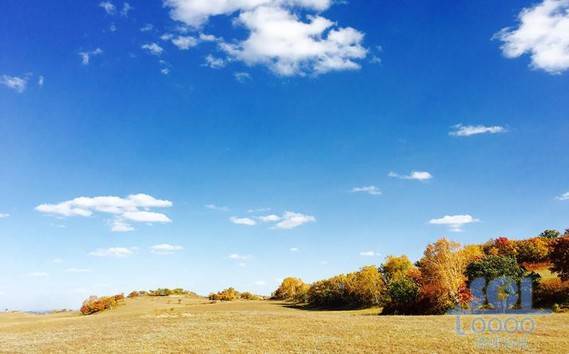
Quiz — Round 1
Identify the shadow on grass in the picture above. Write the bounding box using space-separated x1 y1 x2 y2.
270 301 380 314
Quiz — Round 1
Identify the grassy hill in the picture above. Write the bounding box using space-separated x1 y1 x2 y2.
1 296 568 353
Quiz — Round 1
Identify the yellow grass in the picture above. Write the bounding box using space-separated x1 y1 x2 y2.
0 296 568 353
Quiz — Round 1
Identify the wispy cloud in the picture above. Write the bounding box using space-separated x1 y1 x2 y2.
65 268 92 273
36 194 172 232
1 74 28 93
274 212 316 230
0 213 9 219
234 72 251 82
352 186 382 196
205 204 230 211
78 48 103 65
450 124 507 137
289 247 300 252
360 251 380 257
89 247 134 258
203 55 226 69
429 214 480 232
142 43 164 56
26 272 49 278
120 2 133 16
389 171 433 181
99 1 116 15
229 216 257 226
150 243 183 255
556 192 569 201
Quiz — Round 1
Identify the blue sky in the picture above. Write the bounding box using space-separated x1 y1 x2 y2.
1 0 568 311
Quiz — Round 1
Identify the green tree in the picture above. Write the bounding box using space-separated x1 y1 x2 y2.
465 255 524 282
540 229 561 239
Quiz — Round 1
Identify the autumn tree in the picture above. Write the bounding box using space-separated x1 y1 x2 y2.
272 277 310 302
550 237 569 281
418 238 470 313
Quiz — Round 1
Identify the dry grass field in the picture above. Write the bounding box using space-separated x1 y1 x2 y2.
0 296 568 353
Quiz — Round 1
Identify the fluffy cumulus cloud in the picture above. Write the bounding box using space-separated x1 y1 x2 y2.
150 243 184 255
89 247 134 257
99 1 116 15
171 35 198 50
164 0 367 76
352 186 382 196
557 192 569 201
495 0 569 73
389 171 433 181
450 124 507 137
429 214 480 232
35 194 172 232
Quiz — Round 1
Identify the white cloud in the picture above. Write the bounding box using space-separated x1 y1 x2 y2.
90 247 133 257
495 0 569 73
111 220 135 232
35 193 172 232
150 243 184 255
556 192 569 201
274 211 315 229
220 5 367 76
79 48 103 65
142 43 164 56
121 2 133 16
234 72 252 82
27 272 49 278
203 55 227 69
234 210 315 229
229 253 250 261
450 124 507 137
429 214 480 232
172 36 198 50
289 247 299 252
389 171 433 181
360 251 380 257
65 268 91 273
140 24 154 32
248 207 271 213
352 185 382 196
230 216 257 225
161 68 170 75
0 213 9 218
257 214 282 222
1 75 28 93
164 0 367 76
199 33 218 42
37 75 44 87
165 0 332 28
205 204 230 211
99 1 116 15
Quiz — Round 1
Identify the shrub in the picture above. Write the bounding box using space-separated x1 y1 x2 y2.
209 288 240 301
240 292 263 301
550 237 569 281
382 276 420 315
80 294 125 315
148 288 173 297
534 278 569 308
272 277 310 302
127 291 140 298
